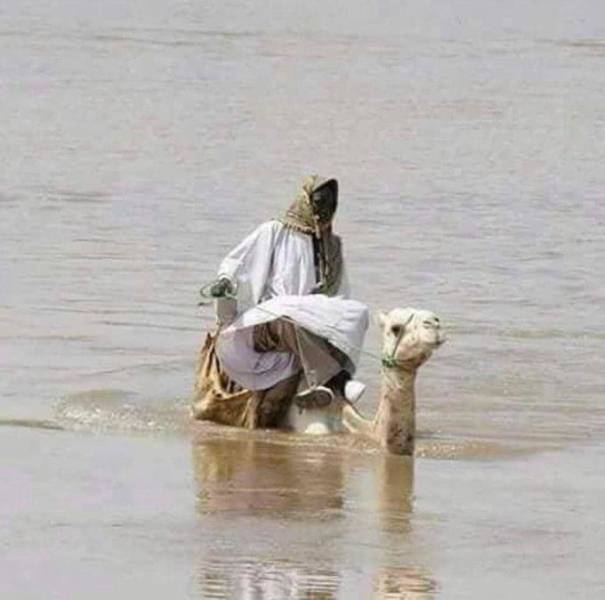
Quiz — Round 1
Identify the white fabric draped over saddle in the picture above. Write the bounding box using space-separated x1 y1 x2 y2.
214 220 369 391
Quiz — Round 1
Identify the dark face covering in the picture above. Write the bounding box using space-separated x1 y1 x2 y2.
310 182 337 226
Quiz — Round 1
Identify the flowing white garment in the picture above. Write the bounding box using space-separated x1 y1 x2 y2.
214 221 369 391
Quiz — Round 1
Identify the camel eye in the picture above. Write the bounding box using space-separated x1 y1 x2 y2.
391 325 402 336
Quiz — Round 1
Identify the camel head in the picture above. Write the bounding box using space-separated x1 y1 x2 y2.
378 308 445 370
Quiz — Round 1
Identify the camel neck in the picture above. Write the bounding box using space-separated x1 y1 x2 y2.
372 366 417 455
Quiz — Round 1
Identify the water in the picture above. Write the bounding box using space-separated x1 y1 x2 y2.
1 1 604 598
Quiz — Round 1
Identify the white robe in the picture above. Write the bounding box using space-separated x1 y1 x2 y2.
214 220 369 391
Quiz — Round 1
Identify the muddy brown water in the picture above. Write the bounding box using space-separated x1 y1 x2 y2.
1 1 605 598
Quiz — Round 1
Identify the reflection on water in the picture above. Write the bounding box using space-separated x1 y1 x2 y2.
196 558 435 600
373 568 436 599
376 453 414 533
191 437 435 598
193 438 346 515
198 557 342 600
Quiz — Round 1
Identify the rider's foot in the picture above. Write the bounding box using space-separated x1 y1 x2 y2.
344 379 366 404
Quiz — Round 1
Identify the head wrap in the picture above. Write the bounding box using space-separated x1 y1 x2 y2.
280 175 336 233
279 175 343 296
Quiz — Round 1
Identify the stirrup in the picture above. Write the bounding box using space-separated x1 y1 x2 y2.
295 386 335 410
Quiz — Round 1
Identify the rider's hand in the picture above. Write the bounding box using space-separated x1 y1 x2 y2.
208 277 234 298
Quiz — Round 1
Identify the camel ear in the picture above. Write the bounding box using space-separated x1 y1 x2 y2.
376 311 388 330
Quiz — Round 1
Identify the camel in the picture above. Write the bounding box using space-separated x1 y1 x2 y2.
193 307 445 456
285 307 445 455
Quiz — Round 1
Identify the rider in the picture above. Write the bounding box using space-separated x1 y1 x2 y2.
203 175 368 426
